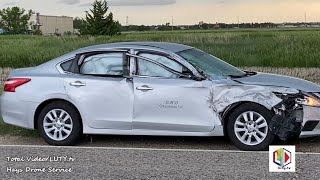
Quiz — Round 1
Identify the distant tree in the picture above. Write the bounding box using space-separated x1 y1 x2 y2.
73 17 85 29
32 29 42 35
200 23 208 29
81 0 121 36
137 25 150 31
0 6 33 34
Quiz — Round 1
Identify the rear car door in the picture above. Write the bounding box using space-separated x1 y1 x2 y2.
63 51 133 130
132 52 216 132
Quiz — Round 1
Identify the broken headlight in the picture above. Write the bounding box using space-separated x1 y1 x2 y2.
297 96 320 107
273 92 320 108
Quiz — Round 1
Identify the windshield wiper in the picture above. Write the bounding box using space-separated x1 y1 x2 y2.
244 70 257 76
226 71 257 79
227 74 246 78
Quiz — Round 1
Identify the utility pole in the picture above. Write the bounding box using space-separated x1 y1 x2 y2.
237 16 240 28
126 16 129 26
172 16 174 31
304 12 307 27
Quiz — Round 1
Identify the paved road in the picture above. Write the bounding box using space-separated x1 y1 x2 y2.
0 145 319 180
1 135 320 152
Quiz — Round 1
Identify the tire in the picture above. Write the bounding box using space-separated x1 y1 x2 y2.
38 101 82 146
227 103 275 151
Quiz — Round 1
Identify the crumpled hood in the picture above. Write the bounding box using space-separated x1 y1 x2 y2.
236 73 320 93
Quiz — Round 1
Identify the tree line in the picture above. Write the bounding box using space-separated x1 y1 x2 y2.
1 0 309 35
0 0 121 36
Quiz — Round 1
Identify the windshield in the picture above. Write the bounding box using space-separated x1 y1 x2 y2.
177 48 246 78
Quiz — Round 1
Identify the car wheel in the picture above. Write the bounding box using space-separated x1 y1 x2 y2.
227 103 275 151
38 101 82 146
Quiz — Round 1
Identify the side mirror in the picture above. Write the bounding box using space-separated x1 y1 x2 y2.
191 75 206 81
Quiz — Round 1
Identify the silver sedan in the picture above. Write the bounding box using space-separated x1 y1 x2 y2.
1 42 320 151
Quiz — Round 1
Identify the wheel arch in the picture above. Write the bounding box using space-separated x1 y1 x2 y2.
221 101 274 137
34 98 83 130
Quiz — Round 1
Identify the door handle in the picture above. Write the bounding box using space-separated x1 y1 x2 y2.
70 81 86 87
136 85 153 91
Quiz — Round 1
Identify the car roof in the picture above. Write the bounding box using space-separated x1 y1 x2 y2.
79 42 193 53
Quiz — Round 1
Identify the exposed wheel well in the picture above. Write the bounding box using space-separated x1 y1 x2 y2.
34 99 82 129
221 101 274 137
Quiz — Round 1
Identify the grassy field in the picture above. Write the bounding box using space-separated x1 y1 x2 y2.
1 28 320 68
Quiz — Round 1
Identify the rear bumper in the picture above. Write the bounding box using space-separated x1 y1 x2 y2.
300 106 320 138
0 93 38 130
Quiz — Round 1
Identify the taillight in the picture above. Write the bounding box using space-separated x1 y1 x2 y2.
4 78 31 92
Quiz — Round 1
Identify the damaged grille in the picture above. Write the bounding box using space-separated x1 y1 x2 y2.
269 94 304 140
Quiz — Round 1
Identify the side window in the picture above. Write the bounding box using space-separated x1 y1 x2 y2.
60 60 73 72
80 53 124 76
137 53 184 78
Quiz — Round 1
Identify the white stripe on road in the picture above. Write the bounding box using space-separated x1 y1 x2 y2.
0 145 320 155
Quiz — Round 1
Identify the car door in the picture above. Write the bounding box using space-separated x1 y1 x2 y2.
63 51 133 130
132 52 216 132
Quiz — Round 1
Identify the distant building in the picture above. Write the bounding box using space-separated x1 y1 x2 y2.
29 13 73 35
277 23 298 28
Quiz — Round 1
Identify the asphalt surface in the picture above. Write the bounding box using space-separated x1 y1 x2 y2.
1 135 320 152
1 135 320 179
1 145 320 180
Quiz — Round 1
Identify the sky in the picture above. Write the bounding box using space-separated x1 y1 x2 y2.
1 0 320 25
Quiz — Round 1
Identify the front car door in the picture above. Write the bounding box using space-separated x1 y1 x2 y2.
131 51 217 132
63 50 133 130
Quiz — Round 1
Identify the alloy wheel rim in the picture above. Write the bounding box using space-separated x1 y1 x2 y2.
43 109 73 141
234 111 268 146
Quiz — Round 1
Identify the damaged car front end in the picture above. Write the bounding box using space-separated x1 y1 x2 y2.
271 92 320 140
178 47 320 150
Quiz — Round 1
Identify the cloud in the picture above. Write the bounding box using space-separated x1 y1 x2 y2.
1 0 20 7
59 0 80 5
79 0 176 7
109 0 176 6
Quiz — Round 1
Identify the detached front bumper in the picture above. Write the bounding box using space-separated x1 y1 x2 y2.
300 106 320 137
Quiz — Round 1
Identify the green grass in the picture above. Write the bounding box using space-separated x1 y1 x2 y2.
0 118 38 137
1 28 320 68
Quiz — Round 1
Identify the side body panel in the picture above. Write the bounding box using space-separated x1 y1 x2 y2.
63 74 134 130
133 77 217 132
0 74 68 129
